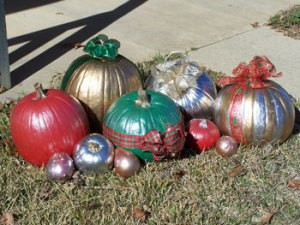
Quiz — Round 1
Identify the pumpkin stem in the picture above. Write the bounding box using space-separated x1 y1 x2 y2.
34 83 47 99
88 142 101 152
74 43 85 49
199 119 208 128
135 90 150 108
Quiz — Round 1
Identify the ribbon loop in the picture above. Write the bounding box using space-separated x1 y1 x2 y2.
103 119 186 161
83 34 120 60
143 121 185 160
217 56 282 88
147 51 203 99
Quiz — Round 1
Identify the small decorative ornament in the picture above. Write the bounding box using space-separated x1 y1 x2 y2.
145 51 217 119
186 119 220 152
46 152 75 182
73 133 114 174
61 34 142 131
114 148 141 178
214 56 295 146
10 83 89 167
103 89 186 161
216 136 238 157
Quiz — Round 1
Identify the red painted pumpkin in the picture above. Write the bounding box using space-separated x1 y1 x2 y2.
186 119 220 152
10 83 89 167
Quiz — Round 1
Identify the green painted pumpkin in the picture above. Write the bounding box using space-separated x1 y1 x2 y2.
61 35 142 131
103 90 186 161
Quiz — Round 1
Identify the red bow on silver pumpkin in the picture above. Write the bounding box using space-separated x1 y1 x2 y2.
218 56 282 88
143 123 186 161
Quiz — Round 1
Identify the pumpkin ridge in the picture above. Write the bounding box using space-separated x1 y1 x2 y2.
61 55 93 90
43 100 60 155
19 101 35 158
271 87 294 142
242 87 254 143
268 89 288 140
263 88 278 144
55 93 88 137
113 60 127 95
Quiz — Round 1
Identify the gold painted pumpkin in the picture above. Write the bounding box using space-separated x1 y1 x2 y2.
61 35 142 131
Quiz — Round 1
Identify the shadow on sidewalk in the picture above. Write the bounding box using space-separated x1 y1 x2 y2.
5 0 64 14
7 0 147 86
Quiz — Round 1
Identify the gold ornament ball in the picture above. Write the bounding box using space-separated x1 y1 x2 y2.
216 136 238 157
114 147 141 178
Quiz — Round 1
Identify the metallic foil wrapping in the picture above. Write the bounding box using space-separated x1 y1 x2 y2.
213 80 295 146
145 52 217 119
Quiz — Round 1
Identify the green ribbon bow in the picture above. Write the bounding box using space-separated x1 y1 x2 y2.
83 34 120 60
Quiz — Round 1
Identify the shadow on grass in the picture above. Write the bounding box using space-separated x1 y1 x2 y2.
292 106 300 134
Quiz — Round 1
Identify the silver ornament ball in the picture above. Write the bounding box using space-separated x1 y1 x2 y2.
73 133 114 174
46 152 75 181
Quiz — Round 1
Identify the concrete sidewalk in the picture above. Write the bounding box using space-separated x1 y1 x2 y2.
1 0 299 102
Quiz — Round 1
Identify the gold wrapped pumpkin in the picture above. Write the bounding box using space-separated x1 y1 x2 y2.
61 35 142 131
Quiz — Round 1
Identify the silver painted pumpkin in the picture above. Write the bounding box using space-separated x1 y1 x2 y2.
214 56 295 146
213 80 295 146
145 52 217 119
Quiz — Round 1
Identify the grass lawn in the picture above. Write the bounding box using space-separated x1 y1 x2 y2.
268 5 300 39
1 52 300 224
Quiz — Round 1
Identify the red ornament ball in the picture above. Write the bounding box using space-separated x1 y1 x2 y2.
186 119 220 152
216 136 238 157
10 83 89 167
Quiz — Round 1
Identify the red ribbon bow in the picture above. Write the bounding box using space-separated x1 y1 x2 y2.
143 123 185 160
103 120 186 161
218 56 282 88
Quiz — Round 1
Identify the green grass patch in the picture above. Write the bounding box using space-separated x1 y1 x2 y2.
268 5 300 39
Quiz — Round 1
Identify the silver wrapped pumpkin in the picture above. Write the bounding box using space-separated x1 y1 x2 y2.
145 52 217 119
213 56 295 146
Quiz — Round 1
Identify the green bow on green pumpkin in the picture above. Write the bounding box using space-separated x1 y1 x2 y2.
84 34 120 60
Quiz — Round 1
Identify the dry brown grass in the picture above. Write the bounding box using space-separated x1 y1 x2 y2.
1 55 299 224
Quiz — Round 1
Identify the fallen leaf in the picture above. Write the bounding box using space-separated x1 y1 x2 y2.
251 22 260 28
173 170 187 180
74 43 84 49
288 179 300 189
229 165 244 177
132 207 146 222
5 98 12 105
87 203 101 210
1 212 14 225
260 212 274 225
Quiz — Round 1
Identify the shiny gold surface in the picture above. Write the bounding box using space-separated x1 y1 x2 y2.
114 147 141 178
216 136 238 157
65 55 142 131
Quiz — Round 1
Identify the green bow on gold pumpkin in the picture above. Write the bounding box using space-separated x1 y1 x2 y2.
83 34 120 60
